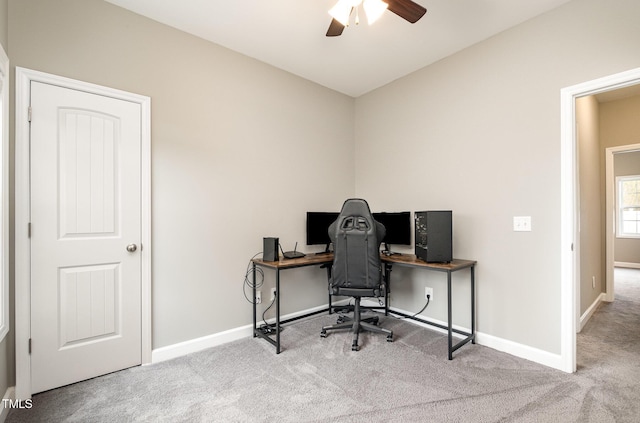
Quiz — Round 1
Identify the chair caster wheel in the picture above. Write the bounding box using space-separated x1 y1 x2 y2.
352 344 359 351
336 317 344 324
386 335 393 342
320 330 327 338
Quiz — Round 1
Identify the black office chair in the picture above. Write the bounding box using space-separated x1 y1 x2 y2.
320 199 393 351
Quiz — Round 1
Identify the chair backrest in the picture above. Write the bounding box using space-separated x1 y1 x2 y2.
329 199 385 293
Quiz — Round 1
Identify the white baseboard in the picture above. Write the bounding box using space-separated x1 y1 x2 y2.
579 293 606 332
474 331 565 371
615 261 640 269
152 301 348 363
153 299 566 373
0 387 15 423
152 324 254 363
366 301 565 372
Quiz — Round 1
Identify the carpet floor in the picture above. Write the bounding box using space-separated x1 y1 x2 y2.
7 268 640 422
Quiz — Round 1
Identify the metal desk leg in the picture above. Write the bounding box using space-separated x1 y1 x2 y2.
252 263 257 338
384 263 392 316
447 270 453 360
276 269 281 354
326 266 333 314
471 265 476 344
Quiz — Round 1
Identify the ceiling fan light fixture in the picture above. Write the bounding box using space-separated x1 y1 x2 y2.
329 0 359 27
363 0 388 25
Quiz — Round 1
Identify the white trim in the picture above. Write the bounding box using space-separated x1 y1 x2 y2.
0 43 8 343
615 261 640 269
152 325 254 363
0 387 15 423
152 301 348 363
381 302 566 370
560 67 640 374
579 293 605 332
14 67 152 399
475 331 564 371
153 301 567 372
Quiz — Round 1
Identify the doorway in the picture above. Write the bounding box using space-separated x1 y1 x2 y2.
15 68 152 398
561 67 640 373
605 145 640 301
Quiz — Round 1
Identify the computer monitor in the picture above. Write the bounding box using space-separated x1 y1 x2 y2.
373 211 411 254
306 212 339 251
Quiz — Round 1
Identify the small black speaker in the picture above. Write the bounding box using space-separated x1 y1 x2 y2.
415 211 452 263
263 237 279 262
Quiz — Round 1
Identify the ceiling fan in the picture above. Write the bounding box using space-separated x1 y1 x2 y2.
326 0 427 37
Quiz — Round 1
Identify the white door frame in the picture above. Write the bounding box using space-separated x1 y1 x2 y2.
15 67 152 399
560 67 640 373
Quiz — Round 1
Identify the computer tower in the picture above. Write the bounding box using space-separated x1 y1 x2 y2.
263 237 279 262
415 211 452 263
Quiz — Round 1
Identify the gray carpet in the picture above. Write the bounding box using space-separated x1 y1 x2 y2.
7 268 640 422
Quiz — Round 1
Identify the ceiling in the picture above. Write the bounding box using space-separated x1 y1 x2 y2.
104 0 573 97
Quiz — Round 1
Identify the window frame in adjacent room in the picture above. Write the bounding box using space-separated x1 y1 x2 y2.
617 174 640 239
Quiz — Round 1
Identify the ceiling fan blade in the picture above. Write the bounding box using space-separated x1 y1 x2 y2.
385 0 427 23
326 18 346 37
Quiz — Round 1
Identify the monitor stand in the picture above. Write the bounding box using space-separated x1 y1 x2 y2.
382 243 400 256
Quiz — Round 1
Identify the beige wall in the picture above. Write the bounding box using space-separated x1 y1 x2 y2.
8 0 355 352
355 0 640 353
577 95 604 316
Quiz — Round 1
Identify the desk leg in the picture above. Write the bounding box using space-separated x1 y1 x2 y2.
384 263 392 316
276 269 281 354
471 265 476 344
252 263 257 338
447 270 453 360
326 266 333 314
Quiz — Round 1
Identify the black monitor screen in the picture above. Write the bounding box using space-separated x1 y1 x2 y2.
373 212 411 245
306 212 339 246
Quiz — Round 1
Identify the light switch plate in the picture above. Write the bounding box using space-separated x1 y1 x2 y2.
513 216 532 232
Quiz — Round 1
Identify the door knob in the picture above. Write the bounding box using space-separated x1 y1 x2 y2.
126 244 138 253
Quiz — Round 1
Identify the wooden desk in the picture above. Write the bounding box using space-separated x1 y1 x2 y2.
252 252 476 359
251 253 333 353
381 255 477 359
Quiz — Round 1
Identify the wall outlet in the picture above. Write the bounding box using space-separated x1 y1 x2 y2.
425 287 433 301
270 288 277 302
513 216 532 232
255 290 262 304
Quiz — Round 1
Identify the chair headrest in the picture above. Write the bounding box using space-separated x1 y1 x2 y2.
338 199 372 218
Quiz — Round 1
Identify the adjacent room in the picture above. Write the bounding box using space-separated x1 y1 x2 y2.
0 0 639 421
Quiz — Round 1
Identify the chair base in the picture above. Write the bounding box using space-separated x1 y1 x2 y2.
321 297 393 351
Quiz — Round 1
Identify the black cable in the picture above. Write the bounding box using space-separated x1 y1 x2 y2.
241 252 281 332
260 292 278 331
390 296 430 320
243 252 264 304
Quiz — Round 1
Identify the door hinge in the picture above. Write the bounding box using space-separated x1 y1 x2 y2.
28 106 32 122
28 222 31 238
28 338 32 354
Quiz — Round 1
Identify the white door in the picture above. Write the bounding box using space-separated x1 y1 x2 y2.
30 81 142 393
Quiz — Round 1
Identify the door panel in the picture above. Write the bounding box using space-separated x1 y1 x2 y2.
59 109 119 237
30 81 142 394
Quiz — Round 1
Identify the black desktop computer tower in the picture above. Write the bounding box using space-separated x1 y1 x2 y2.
263 237 279 262
415 211 452 263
